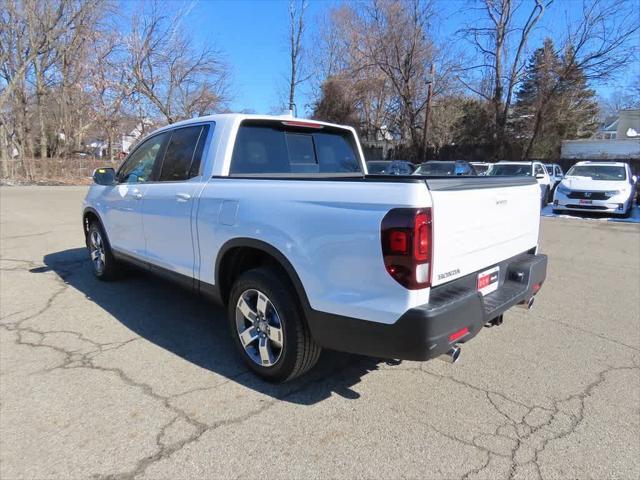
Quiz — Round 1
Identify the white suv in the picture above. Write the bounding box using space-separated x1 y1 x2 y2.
486 161 552 207
553 161 635 217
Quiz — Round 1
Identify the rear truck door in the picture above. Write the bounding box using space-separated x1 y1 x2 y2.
141 124 210 278
425 177 540 287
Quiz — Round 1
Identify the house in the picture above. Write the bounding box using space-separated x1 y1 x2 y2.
561 109 640 160
120 119 155 154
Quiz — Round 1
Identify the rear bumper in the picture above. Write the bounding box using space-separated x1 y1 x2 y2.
307 252 547 361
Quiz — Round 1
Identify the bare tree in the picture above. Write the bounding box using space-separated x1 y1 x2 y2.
0 0 106 178
459 0 552 158
127 3 230 124
287 0 309 113
357 0 435 149
87 30 131 160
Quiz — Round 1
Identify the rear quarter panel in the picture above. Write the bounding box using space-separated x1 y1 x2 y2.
196 179 431 324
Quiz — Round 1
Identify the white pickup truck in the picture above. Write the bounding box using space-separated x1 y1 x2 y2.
83 114 547 381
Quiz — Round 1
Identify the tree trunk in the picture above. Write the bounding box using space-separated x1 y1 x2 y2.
523 103 546 160
421 64 435 162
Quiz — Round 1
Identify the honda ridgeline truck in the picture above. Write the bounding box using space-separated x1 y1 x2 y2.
83 114 547 382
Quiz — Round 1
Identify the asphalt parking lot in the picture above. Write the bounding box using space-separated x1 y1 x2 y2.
1 186 639 480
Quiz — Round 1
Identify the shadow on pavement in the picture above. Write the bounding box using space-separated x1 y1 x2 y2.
35 248 394 405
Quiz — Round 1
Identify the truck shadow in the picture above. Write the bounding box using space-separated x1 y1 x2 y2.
36 248 395 405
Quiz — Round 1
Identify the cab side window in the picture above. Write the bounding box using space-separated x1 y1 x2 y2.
117 133 168 183
158 125 209 182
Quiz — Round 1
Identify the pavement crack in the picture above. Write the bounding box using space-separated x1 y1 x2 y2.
420 362 639 479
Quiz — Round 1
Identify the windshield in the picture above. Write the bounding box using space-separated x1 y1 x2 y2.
487 164 532 176
414 162 456 176
367 161 391 174
565 165 626 181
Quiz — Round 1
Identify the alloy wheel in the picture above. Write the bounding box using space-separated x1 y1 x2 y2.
89 230 106 275
235 289 284 367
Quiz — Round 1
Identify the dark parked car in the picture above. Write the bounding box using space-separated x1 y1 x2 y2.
413 160 477 176
366 160 416 175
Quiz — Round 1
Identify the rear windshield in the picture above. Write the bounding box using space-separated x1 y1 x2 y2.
229 121 362 175
487 164 532 176
414 162 456 176
566 165 626 181
367 161 391 174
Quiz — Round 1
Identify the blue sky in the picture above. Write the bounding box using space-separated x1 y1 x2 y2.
183 0 338 115
167 0 636 116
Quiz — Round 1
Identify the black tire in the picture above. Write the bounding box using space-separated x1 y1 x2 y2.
622 204 632 218
228 267 321 382
541 187 549 208
87 221 120 280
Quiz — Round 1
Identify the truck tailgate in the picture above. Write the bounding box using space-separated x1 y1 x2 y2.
426 177 540 287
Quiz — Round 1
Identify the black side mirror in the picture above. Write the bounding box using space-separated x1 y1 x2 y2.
92 167 116 186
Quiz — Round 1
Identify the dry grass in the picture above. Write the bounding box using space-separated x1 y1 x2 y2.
0 157 120 185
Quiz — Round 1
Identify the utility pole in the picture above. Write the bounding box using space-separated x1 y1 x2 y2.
422 63 435 162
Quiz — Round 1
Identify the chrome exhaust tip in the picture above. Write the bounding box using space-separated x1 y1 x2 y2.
518 296 535 310
438 346 461 364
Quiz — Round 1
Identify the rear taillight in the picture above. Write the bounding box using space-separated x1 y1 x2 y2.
381 208 432 289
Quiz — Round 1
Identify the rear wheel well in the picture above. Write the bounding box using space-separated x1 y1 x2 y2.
217 247 302 308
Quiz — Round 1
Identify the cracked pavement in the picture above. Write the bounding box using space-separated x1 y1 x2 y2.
1 185 639 479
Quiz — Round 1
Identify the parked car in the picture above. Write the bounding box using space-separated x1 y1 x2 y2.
470 162 490 175
413 160 477 176
552 161 635 217
83 114 547 382
486 161 552 207
545 163 564 191
366 160 415 175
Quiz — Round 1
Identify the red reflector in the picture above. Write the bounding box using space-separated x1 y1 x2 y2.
389 231 408 253
532 283 542 294
449 327 469 342
281 120 324 129
414 212 430 262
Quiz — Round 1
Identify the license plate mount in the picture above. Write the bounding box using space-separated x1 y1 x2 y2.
579 199 592 205
477 266 499 296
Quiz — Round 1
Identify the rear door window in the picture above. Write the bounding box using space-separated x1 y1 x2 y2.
229 121 362 175
158 125 209 181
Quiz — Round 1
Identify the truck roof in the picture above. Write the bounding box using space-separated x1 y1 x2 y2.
152 113 353 135
574 161 628 167
496 161 538 165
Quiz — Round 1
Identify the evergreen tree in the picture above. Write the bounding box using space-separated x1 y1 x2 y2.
514 38 599 160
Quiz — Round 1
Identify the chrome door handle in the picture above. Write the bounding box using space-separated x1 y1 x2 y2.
131 191 143 200
175 193 191 202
